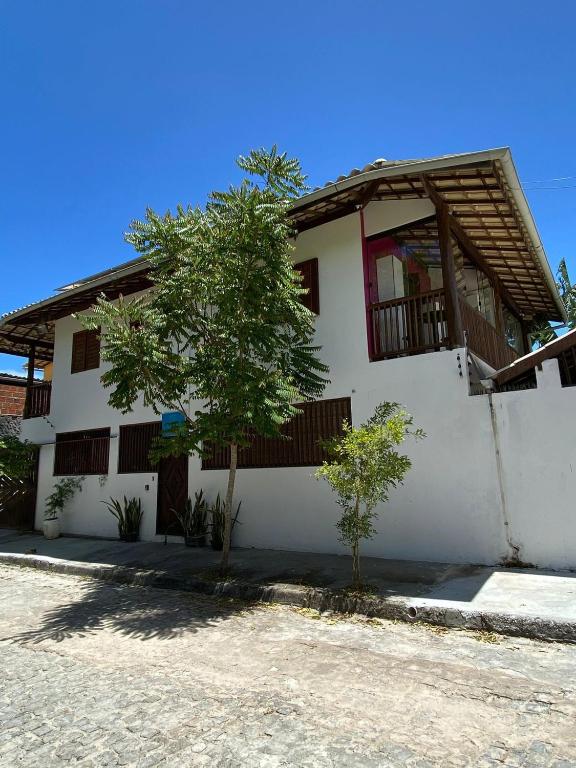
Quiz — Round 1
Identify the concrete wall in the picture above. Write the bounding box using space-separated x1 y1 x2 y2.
20 201 575 569
489 360 576 570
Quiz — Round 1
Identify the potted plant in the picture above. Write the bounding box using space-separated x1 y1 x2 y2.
209 493 241 551
102 496 143 542
44 476 84 539
173 490 208 547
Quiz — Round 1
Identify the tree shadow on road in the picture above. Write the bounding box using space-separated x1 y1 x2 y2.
10 576 257 644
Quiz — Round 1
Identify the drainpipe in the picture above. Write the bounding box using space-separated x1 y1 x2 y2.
486 390 515 559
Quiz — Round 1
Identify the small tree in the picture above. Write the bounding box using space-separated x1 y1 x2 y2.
316 402 424 589
82 147 329 572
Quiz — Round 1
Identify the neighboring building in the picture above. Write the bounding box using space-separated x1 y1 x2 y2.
1 147 574 568
0 373 28 417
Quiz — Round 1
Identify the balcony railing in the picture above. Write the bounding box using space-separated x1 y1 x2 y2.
368 289 520 370
369 289 449 360
23 382 51 419
458 296 519 370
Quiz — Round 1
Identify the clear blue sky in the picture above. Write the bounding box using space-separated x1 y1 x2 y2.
1 0 575 373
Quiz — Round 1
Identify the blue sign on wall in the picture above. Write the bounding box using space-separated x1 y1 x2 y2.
161 411 186 437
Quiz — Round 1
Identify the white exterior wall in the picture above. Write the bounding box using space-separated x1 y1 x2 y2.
490 361 576 570
20 201 575 568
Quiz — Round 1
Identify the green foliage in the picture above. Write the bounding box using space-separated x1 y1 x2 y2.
530 259 576 347
81 146 329 568
173 490 208 538
82 146 327 450
45 477 84 521
316 403 424 587
209 493 241 551
102 496 143 540
0 437 36 481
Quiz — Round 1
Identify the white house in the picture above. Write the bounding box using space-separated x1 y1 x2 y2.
2 147 575 569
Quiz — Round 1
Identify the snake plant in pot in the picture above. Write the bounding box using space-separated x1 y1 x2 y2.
172 490 208 547
102 496 143 542
209 493 241 551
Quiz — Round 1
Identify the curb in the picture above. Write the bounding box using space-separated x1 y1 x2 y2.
1 552 574 644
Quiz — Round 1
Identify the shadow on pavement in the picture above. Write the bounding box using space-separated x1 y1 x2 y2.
10 575 255 644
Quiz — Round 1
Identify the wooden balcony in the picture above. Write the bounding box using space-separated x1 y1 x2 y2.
23 382 51 419
369 290 519 370
369 289 449 360
458 295 519 370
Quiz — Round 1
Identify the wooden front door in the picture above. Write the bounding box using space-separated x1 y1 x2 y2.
156 454 188 535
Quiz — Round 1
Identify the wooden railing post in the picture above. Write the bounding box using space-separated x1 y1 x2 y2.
437 204 464 348
24 343 36 418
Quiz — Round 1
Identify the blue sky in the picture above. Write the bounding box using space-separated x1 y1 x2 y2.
1 0 575 374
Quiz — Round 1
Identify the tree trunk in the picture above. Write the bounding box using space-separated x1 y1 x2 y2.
220 442 237 574
352 494 361 589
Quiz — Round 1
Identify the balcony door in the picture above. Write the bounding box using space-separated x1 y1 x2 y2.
365 217 446 357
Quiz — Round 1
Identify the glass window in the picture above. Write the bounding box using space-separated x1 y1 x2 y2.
366 219 442 304
503 307 524 354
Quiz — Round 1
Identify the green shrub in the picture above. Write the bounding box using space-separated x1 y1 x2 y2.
102 496 143 541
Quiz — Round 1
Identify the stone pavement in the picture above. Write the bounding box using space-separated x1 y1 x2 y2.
1 529 575 641
1 564 576 767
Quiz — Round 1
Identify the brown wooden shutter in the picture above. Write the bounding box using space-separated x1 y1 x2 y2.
71 329 100 373
71 331 87 374
202 397 350 470
54 428 110 475
118 422 162 473
294 258 319 314
84 329 100 370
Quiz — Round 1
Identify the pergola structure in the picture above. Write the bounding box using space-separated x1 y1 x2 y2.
0 148 565 383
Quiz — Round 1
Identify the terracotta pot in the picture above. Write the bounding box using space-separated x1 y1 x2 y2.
43 518 60 540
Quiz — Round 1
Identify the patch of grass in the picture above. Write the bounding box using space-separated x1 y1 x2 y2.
339 583 379 598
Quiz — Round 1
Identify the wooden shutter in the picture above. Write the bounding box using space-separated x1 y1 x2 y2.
71 329 100 373
71 331 87 373
294 258 319 315
118 422 162 473
54 428 110 475
202 397 351 470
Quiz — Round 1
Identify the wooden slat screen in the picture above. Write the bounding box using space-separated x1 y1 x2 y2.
202 397 351 470
294 258 319 314
118 421 161 473
54 428 110 475
71 329 101 373
558 346 576 387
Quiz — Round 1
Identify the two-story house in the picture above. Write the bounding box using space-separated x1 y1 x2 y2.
2 147 574 568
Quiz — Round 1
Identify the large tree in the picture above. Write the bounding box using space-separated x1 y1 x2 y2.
83 147 329 571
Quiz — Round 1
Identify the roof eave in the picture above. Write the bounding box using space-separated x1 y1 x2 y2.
497 151 567 321
290 147 510 212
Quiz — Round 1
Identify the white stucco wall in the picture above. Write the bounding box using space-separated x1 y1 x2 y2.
20 202 575 569
489 361 576 570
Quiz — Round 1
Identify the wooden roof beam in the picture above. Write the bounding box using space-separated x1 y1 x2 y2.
421 175 525 318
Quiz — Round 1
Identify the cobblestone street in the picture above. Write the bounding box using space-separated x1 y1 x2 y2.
1 564 575 767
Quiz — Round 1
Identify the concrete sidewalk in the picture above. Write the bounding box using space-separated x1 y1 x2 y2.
1 528 575 642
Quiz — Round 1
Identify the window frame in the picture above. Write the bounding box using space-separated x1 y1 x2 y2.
202 397 351 470
53 427 111 476
117 421 162 474
71 328 101 374
294 258 320 315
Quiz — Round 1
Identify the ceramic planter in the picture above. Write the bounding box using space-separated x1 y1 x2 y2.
43 518 60 540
